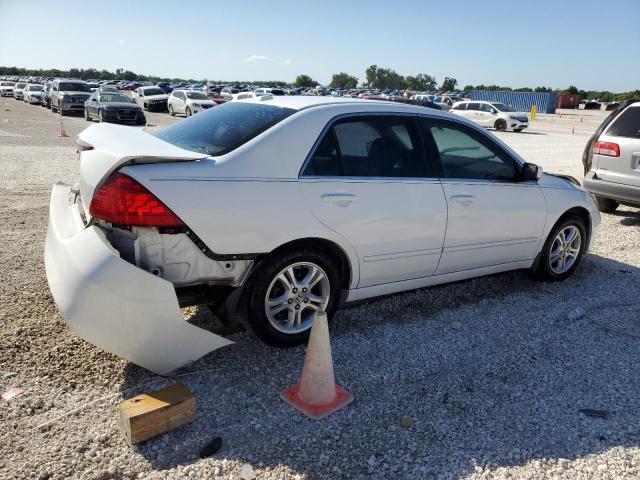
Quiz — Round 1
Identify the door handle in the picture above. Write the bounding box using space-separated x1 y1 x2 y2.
321 193 356 207
449 194 475 207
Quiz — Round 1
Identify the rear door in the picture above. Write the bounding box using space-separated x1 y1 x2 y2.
421 117 547 274
299 114 447 288
597 105 640 187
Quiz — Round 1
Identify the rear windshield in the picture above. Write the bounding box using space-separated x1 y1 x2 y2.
100 93 132 103
607 107 640 138
153 102 295 156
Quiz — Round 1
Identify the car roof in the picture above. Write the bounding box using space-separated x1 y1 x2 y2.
244 95 410 111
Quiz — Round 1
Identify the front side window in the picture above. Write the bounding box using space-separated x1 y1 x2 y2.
467 102 481 111
186 92 208 100
303 116 429 178
480 103 494 113
452 103 467 111
607 106 640 138
425 119 518 181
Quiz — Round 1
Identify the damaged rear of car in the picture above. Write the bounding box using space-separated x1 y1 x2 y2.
46 102 302 374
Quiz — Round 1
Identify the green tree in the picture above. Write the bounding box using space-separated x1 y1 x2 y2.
440 77 458 91
561 85 579 95
329 72 358 89
405 73 437 91
364 64 406 89
293 74 318 88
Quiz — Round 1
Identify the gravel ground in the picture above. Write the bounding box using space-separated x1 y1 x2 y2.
1 100 639 480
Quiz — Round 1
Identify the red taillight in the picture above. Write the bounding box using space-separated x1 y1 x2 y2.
89 172 185 227
593 141 620 157
75 137 94 152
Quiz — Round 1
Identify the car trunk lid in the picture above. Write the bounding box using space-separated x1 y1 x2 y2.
77 123 207 214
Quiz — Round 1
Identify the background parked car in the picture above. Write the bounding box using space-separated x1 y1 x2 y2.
13 82 27 100
84 91 146 125
451 101 529 132
132 86 169 111
168 89 215 117
583 99 640 212
0 81 15 97
40 82 52 108
50 79 92 115
23 84 43 104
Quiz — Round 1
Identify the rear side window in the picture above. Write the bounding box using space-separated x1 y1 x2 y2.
607 107 640 138
153 102 295 156
467 103 481 111
452 103 467 110
303 116 429 178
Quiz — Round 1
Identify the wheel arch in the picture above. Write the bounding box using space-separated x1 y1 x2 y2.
265 237 353 291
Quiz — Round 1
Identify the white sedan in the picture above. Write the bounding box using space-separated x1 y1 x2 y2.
167 89 215 117
23 84 43 104
45 96 599 374
451 100 529 132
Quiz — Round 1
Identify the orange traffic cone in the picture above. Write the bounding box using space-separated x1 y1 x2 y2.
58 120 68 137
281 312 353 419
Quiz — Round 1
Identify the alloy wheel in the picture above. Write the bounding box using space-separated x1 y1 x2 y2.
264 262 330 334
548 225 581 274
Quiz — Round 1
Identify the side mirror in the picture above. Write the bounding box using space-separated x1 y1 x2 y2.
491 109 497 114
522 162 542 181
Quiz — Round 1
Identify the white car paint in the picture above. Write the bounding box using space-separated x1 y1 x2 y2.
167 89 215 116
0 81 15 97
451 100 529 132
45 96 600 373
132 86 169 110
24 84 43 104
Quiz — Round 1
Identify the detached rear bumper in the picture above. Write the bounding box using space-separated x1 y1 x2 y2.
44 183 232 375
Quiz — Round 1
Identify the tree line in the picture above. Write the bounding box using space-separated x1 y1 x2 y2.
2 65 637 101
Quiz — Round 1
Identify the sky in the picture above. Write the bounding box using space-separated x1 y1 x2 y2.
0 0 639 92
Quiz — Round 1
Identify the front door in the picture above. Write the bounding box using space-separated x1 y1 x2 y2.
422 117 547 274
299 114 447 288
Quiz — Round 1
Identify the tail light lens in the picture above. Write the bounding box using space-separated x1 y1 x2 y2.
89 172 185 227
593 141 620 157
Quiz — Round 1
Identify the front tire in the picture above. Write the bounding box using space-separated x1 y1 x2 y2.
242 249 342 347
595 195 619 213
59 102 65 116
185 106 192 117
494 119 507 131
84 108 91 121
168 104 175 116
98 110 103 123
533 214 587 281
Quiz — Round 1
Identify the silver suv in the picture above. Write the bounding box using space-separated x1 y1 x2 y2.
583 100 640 212
50 79 92 116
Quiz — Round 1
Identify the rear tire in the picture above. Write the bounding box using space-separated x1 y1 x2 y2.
533 214 587 281
595 195 619 213
494 119 507 131
241 249 342 347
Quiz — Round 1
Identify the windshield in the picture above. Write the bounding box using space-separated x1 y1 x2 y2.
16 83 26 88
1 82 14 86
100 93 132 103
59 82 91 92
153 102 295 156
492 102 516 112
186 91 208 100
143 87 165 96
28 85 43 91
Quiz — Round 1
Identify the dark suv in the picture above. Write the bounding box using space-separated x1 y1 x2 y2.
50 79 92 116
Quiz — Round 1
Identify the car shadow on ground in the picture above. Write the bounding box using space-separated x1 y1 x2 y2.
609 208 640 227
120 253 640 479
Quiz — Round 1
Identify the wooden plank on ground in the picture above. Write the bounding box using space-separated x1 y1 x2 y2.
119 383 196 445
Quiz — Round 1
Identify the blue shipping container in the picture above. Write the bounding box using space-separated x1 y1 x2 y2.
469 90 557 114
